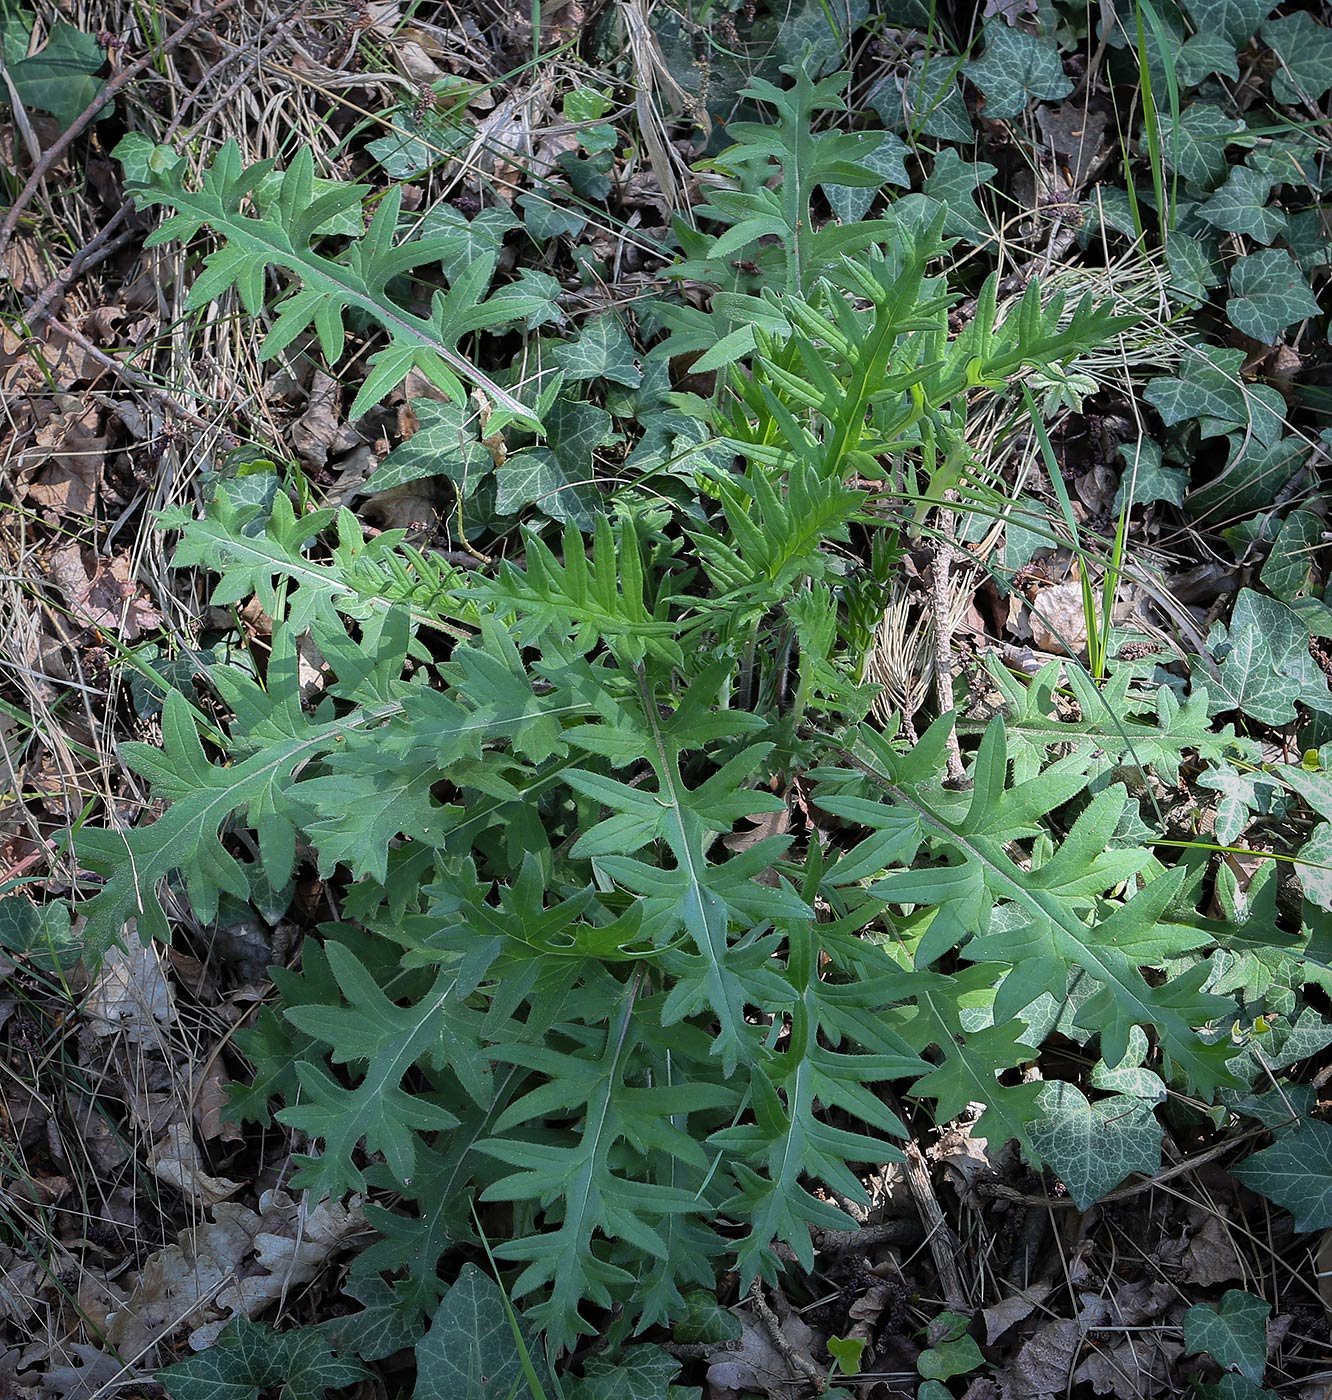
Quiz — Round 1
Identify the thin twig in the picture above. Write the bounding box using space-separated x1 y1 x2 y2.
42 318 212 428
748 1279 828 1393
22 204 136 326
904 1141 970 1313
0 0 242 262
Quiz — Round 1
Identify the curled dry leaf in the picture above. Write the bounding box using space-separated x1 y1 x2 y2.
45 543 162 640
1183 1211 1246 1286
983 1283 1053 1346
105 1190 366 1362
291 370 360 469
1000 1316 1081 1400
19 395 106 517
83 936 174 1044
147 1122 243 1206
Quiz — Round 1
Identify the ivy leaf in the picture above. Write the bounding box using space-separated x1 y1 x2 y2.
1144 346 1284 444
898 53 973 142
495 446 601 528
963 21 1072 119
0 896 80 973
5 20 109 129
1199 1379 1278 1400
1183 1290 1270 1383
1199 166 1287 245
823 132 911 223
1027 1082 1162 1209
313 1275 423 1363
1226 250 1321 344
1233 1118 1332 1230
1167 235 1224 307
549 315 642 386
567 1345 683 1399
367 104 467 178
776 0 870 76
921 149 999 242
1181 0 1276 47
413 1265 551 1400
1161 104 1245 191
1260 13 1332 106
1285 209 1332 273
1208 589 1332 725
1260 508 1322 601
416 203 520 285
368 398 491 496
159 1318 366 1400
1196 765 1274 845
1177 33 1240 84
1114 437 1187 511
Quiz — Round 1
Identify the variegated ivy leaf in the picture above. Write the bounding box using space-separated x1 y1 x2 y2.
1114 437 1187 511
1227 250 1321 344
367 102 469 178
823 132 911 223
897 53 973 142
368 399 491 496
921 149 998 242
963 21 1071 119
550 314 643 386
1199 165 1288 244
1144 346 1285 443
496 447 601 528
1181 0 1276 47
1027 1081 1163 1210
1161 104 1246 191
1260 12 1332 106
776 0 870 76
413 1265 552 1400
1196 764 1275 845
1208 588 1332 725
1234 1118 1332 1230
158 1317 367 1400
1166 235 1224 307
1177 32 1240 84
1183 1290 1270 1383
1259 508 1323 601
1296 820 1332 911
567 1345 684 1399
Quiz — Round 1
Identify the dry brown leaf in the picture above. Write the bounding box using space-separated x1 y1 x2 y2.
931 1122 1000 1198
0 324 44 399
1072 1333 1181 1397
705 1310 807 1400
83 936 174 1044
0 236 49 298
46 543 162 640
105 1190 365 1361
194 1065 245 1146
1000 1317 1081 1399
148 1123 243 1206
1316 1230 1332 1314
1024 582 1088 657
34 1341 127 1399
1183 1212 1245 1286
19 395 106 517
1036 106 1110 190
291 370 360 468
983 1284 1052 1346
